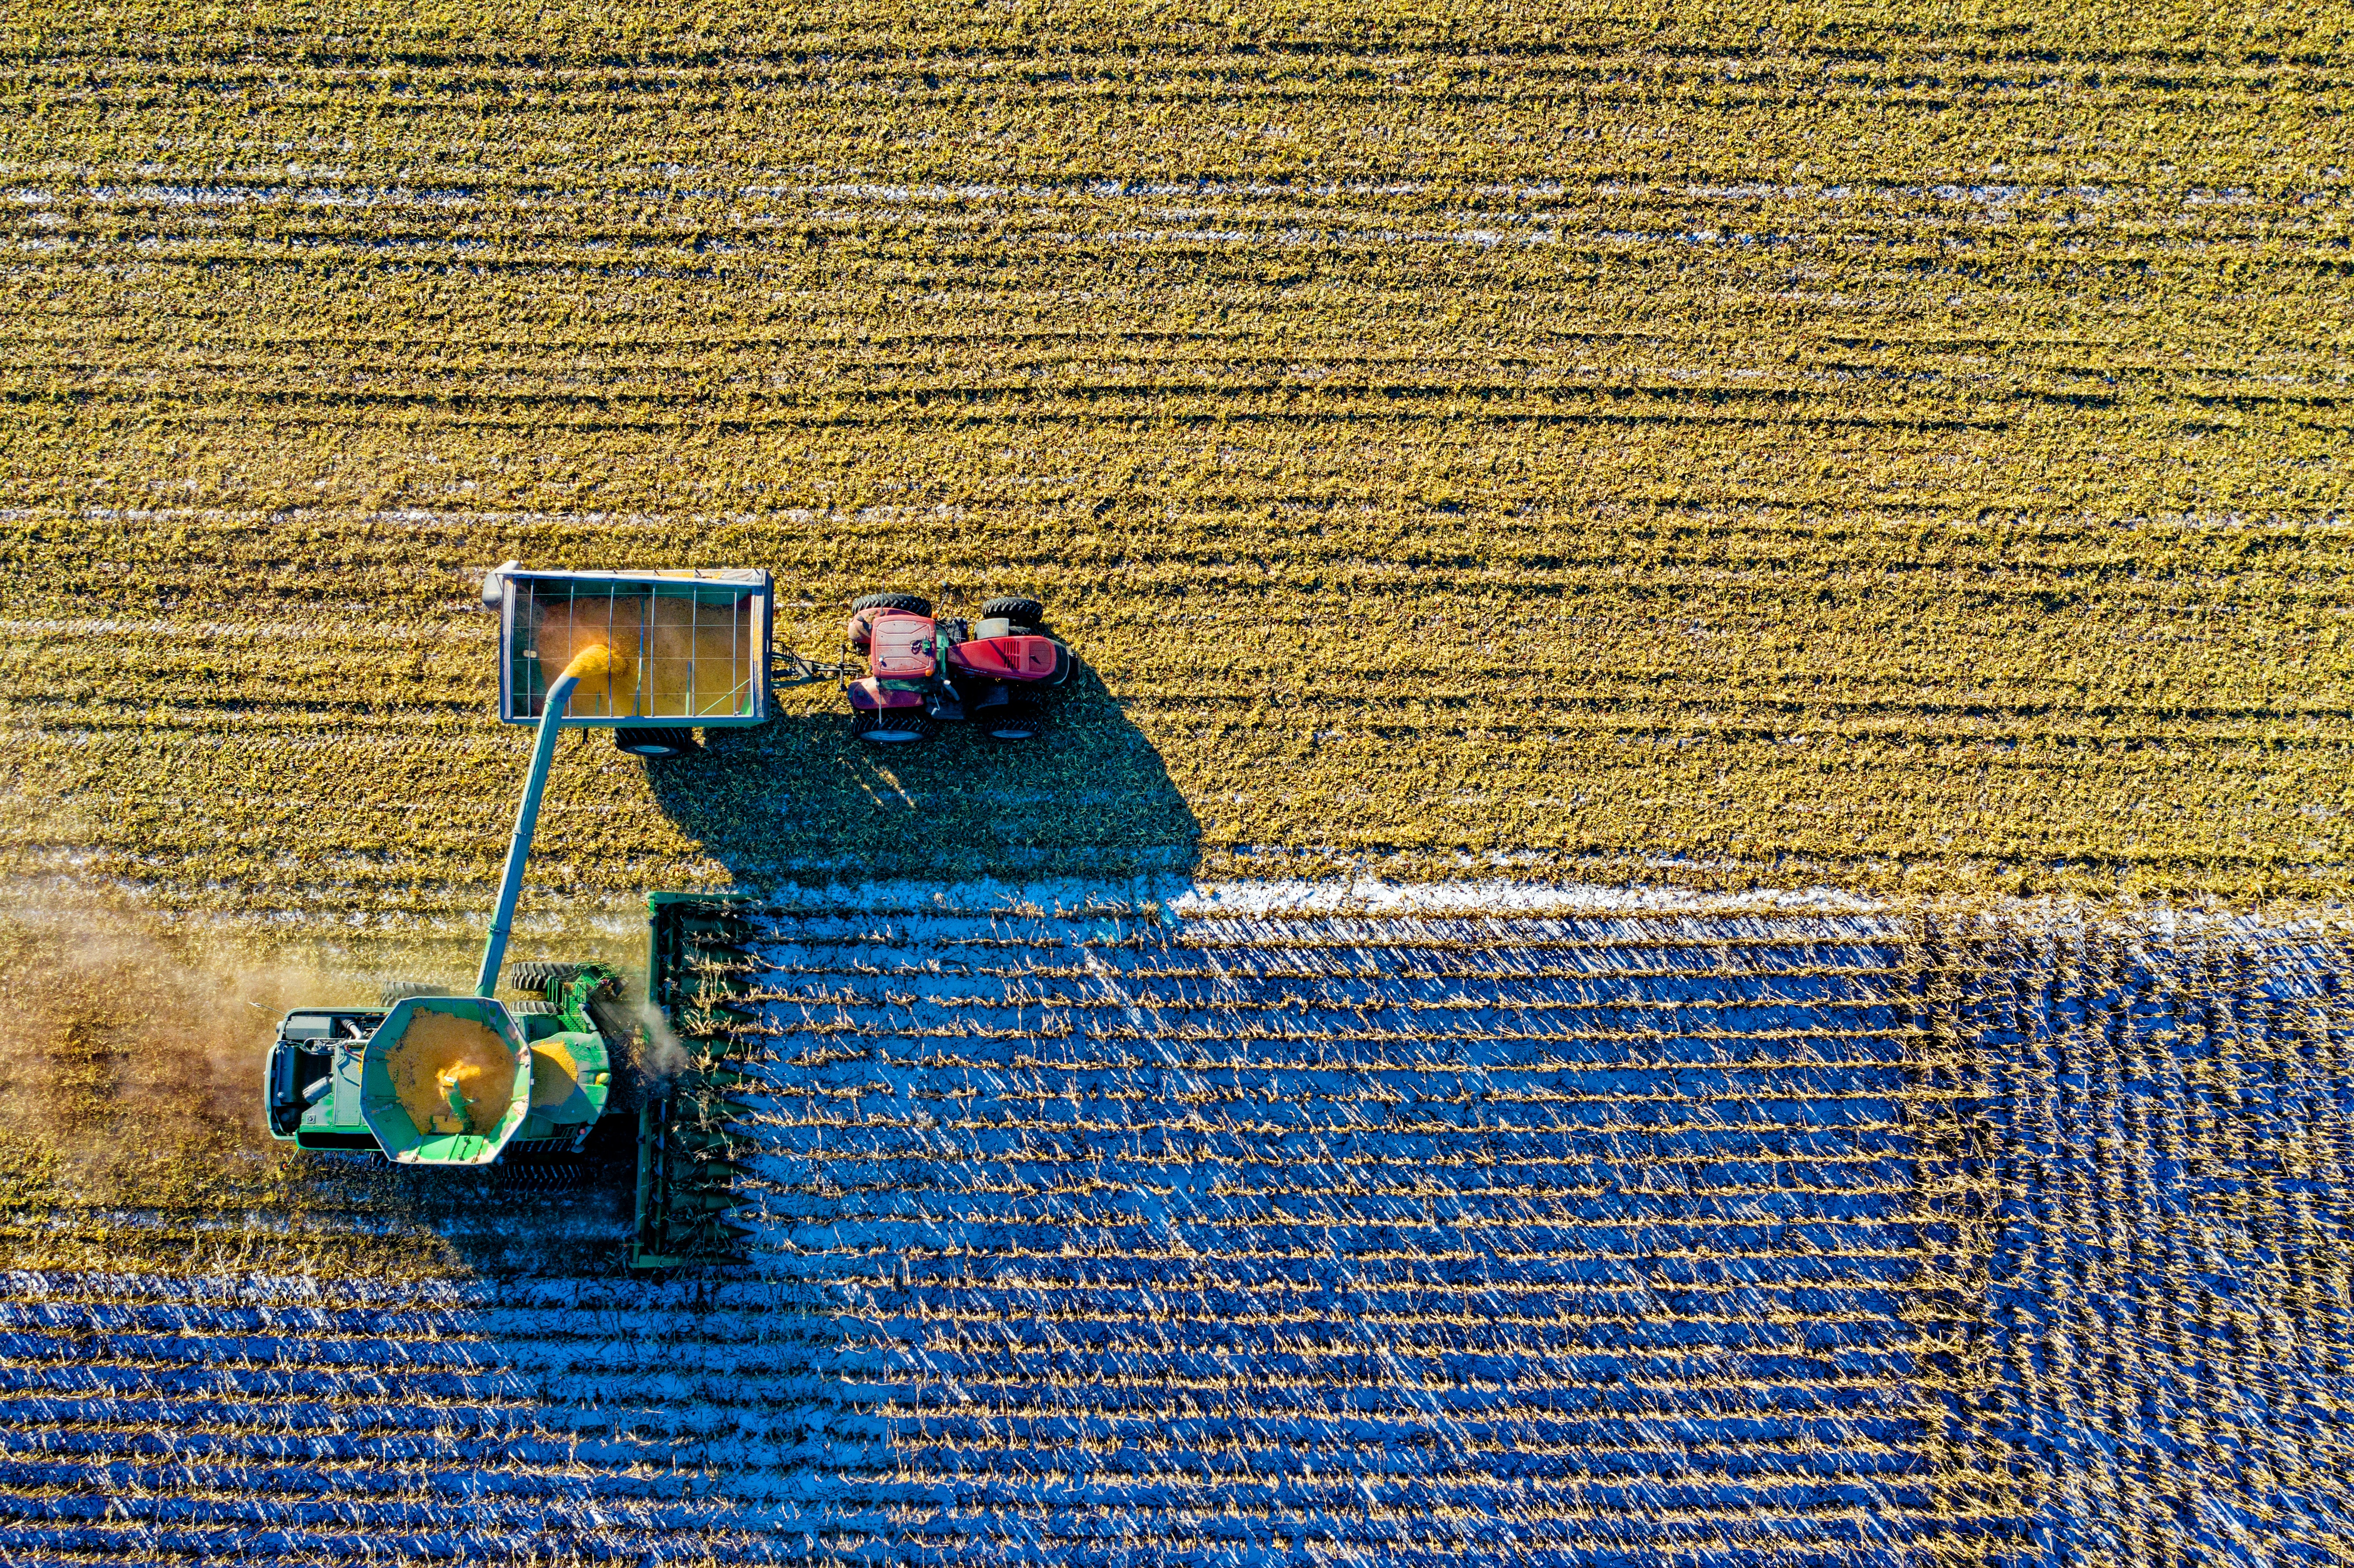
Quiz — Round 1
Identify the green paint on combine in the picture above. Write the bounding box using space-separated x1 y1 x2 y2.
266 929 752 1267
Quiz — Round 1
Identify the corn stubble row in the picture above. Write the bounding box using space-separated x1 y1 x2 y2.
0 5 2349 908
0 897 2341 1563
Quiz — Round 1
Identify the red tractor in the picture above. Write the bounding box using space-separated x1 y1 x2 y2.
842 593 1073 744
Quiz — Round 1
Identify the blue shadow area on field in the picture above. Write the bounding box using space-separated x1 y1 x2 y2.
1960 928 2354 1566
736 902 1944 1564
642 664 1202 884
3 910 2348 1565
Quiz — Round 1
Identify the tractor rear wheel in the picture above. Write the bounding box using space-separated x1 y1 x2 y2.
852 591 932 616
850 708 936 744
616 727 700 759
380 980 448 1006
981 595 1045 628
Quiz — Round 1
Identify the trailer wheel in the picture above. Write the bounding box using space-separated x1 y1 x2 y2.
852 591 932 616
981 596 1045 629
507 961 585 991
381 980 449 1006
850 708 935 744
616 728 700 759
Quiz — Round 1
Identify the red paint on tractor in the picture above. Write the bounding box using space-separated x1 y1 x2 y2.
947 635 1061 681
839 593 1069 745
866 613 938 678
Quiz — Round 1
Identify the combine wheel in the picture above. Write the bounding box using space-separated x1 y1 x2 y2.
380 980 448 1005
616 728 700 759
852 591 932 616
981 595 1045 629
507 961 585 991
506 1000 557 1016
850 708 936 745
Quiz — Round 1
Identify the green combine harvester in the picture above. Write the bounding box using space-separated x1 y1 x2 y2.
262 566 775 1268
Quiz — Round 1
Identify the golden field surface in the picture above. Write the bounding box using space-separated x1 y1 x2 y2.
0 0 2351 922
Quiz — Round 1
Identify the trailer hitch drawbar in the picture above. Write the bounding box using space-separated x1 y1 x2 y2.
769 650 857 687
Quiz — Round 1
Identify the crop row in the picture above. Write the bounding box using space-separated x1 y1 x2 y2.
713 902 1955 1560
0 896 1965 1561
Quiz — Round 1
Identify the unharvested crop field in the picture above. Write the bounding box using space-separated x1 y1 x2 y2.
0 886 2345 1563
3 2 2354 911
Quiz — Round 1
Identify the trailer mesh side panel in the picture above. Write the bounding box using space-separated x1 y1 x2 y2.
507 576 763 724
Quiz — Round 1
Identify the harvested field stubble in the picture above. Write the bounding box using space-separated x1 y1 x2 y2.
1 3 2352 911
0 892 635 1276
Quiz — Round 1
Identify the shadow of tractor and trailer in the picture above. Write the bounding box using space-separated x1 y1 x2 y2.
641 661 1203 886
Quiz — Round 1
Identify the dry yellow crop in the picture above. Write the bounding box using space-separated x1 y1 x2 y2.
0 0 2347 920
0 5 2340 1556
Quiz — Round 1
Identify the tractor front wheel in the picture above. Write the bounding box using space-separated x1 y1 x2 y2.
850 708 936 745
616 728 700 759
